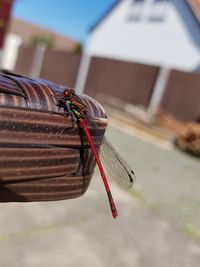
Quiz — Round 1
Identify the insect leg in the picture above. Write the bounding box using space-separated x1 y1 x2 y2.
64 102 77 126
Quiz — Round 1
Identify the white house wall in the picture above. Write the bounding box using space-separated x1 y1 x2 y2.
86 0 200 71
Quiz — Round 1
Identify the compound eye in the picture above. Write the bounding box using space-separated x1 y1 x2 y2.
63 90 69 98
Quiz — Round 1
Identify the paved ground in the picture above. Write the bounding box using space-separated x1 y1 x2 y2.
0 125 200 267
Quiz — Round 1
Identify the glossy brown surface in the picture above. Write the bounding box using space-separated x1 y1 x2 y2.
0 71 107 202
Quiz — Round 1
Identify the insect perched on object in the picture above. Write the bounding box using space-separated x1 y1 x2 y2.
57 89 136 218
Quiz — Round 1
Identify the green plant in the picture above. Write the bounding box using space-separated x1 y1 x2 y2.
31 35 54 49
73 42 83 54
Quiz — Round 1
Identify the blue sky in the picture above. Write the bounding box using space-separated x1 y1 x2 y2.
12 0 117 44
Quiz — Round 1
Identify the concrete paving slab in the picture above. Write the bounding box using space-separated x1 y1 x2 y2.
0 125 199 267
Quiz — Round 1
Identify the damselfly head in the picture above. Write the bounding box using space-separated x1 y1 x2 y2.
63 89 76 100
63 89 71 99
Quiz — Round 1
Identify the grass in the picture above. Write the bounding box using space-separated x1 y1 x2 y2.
129 187 161 213
182 223 200 240
0 217 89 244
129 187 200 241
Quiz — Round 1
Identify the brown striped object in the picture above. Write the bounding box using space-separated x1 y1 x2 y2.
0 71 107 202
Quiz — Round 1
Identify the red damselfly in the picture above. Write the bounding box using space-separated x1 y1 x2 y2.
57 89 136 218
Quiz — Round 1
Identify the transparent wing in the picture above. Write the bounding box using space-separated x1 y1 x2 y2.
85 116 136 190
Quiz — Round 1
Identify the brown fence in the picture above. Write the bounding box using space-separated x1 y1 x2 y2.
15 45 35 75
161 70 200 122
15 45 81 88
40 50 81 88
14 49 200 122
84 57 159 107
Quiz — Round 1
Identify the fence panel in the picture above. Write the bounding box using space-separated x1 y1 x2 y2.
14 45 35 75
40 50 81 88
161 70 200 121
84 57 159 107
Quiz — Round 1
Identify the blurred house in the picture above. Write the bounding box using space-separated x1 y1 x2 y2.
1 17 78 71
86 0 200 71
75 0 200 122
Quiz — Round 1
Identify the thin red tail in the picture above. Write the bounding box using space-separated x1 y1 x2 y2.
80 118 118 218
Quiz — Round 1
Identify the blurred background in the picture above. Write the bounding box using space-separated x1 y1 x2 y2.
0 0 200 266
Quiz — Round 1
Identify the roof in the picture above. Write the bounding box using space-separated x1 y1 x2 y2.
187 0 200 24
8 18 78 51
89 0 121 32
89 0 200 34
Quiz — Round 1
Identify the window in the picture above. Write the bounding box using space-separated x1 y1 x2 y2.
149 0 168 22
127 0 144 22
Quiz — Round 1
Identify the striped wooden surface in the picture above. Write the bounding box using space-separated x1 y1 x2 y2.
0 72 107 202
0 174 92 202
0 72 106 118
0 107 106 147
